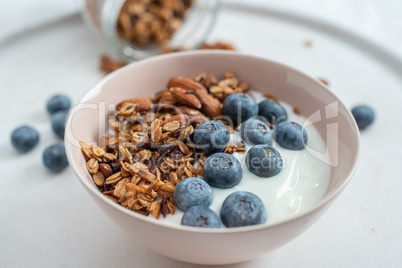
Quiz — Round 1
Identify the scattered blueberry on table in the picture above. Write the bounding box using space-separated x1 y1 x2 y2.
275 121 308 150
46 94 71 114
220 191 266 228
42 144 69 172
173 177 213 212
240 117 273 145
11 125 40 153
181 206 220 228
351 105 375 130
203 153 242 188
246 145 283 177
51 110 69 139
193 120 230 155
222 93 258 126
258 99 287 126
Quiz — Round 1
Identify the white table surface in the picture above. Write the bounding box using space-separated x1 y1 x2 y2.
1 2 402 268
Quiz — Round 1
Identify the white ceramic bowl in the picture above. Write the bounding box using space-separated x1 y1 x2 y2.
65 51 359 265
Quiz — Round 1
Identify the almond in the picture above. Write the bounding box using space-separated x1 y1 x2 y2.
189 114 208 126
176 106 202 116
193 88 222 119
175 106 208 126
116 97 152 111
166 77 221 118
169 87 202 109
167 76 206 91
99 163 113 178
162 114 190 128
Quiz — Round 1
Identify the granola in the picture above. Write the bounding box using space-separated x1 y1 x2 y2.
81 71 249 219
117 0 194 48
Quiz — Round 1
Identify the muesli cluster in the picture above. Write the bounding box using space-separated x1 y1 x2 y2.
80 71 248 219
117 0 194 47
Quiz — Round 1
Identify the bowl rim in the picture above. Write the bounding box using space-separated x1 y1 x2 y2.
65 50 360 234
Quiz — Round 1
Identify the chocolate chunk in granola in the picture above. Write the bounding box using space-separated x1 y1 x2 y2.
106 144 116 153
110 159 122 173
145 158 157 175
169 148 184 160
157 143 176 160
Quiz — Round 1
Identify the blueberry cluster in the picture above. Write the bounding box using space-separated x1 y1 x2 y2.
174 177 220 228
175 94 311 228
222 93 308 151
182 93 377 229
173 154 266 228
10 94 71 172
221 93 308 176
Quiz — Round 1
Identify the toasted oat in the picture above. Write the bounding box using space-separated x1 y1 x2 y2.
163 121 180 132
80 71 253 219
224 142 246 155
87 158 99 174
106 172 123 185
263 93 279 103
93 172 105 187
150 119 163 143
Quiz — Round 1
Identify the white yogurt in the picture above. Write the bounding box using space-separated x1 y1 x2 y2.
159 92 332 227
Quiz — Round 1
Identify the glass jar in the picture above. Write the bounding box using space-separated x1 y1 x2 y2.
83 0 220 62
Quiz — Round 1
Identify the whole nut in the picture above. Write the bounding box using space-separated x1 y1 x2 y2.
176 106 202 116
99 163 113 177
110 161 122 173
193 88 222 119
169 87 202 109
167 76 206 91
175 106 208 126
166 76 221 118
116 97 152 112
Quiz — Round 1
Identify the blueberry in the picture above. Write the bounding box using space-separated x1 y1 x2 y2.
181 206 220 228
351 105 375 130
10 125 40 153
46 94 71 114
275 121 307 150
42 144 69 172
240 118 273 145
222 93 258 126
193 120 230 155
246 145 283 177
220 191 266 228
258 99 287 126
51 110 69 139
203 153 242 188
173 177 212 212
